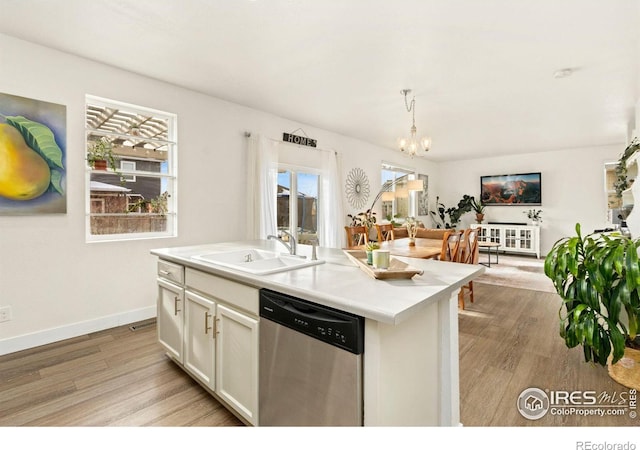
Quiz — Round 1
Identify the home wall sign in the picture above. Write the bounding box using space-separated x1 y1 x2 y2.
282 132 317 148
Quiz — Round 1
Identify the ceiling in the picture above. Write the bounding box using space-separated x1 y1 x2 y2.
1 0 638 161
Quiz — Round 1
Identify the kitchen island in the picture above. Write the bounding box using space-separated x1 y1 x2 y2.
151 239 484 426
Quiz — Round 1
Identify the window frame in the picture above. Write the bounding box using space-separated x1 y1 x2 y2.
85 95 178 243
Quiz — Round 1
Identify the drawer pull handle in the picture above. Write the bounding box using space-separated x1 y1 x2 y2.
159 270 171 276
174 296 181 315
204 312 212 334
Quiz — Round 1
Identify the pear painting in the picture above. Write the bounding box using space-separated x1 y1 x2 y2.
0 92 66 214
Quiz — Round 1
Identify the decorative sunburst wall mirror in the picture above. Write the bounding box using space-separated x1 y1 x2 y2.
345 167 370 209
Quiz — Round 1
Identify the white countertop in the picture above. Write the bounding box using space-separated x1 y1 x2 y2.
151 240 485 325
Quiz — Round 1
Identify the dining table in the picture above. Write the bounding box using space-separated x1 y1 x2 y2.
347 237 443 259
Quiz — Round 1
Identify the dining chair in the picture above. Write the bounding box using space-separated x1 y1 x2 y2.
375 223 395 242
439 230 463 262
458 227 480 310
416 228 448 240
344 225 369 247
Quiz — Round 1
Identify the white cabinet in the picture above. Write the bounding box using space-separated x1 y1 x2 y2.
156 260 259 426
157 278 184 363
478 224 540 258
157 260 185 363
184 290 216 390
216 303 259 423
183 289 259 424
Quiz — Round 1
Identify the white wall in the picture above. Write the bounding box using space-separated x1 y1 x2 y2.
0 34 436 353
435 145 623 255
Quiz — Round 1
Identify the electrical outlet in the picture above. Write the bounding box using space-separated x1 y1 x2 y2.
0 306 12 323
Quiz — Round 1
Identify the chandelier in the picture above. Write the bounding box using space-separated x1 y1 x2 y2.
398 89 431 157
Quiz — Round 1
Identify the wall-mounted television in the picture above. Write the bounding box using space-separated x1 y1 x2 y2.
480 172 541 205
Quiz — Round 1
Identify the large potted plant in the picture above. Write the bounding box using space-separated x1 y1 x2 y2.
430 195 474 229
544 224 640 370
470 197 485 223
347 209 377 241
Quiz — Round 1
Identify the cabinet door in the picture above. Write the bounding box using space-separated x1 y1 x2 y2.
518 229 533 251
488 226 502 244
185 290 216 390
216 304 259 425
504 227 518 250
157 279 184 364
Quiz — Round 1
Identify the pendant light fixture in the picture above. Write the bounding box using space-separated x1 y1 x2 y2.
398 89 431 157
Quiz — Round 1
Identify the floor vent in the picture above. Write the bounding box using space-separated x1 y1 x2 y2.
129 319 156 331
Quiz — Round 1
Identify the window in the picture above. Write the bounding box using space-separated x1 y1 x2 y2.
85 96 177 241
120 160 137 182
277 167 319 244
381 163 416 221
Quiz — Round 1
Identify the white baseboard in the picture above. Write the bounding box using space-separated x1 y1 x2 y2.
0 306 157 356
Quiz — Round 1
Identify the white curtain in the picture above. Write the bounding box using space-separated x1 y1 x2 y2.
246 134 278 239
318 150 344 248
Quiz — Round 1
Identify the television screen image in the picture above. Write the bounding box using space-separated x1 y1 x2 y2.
480 172 541 205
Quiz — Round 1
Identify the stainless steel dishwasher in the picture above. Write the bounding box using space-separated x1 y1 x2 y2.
259 288 365 426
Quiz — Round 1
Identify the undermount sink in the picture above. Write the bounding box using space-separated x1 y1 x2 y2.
193 249 325 275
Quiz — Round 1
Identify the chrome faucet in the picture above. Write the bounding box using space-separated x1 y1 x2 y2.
267 230 297 255
309 238 319 261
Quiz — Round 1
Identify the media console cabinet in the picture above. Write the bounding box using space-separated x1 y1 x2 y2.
478 223 540 259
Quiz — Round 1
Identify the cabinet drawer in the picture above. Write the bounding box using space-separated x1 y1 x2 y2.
158 260 184 285
186 268 259 316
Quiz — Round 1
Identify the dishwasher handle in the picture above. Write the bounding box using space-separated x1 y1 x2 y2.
278 299 349 324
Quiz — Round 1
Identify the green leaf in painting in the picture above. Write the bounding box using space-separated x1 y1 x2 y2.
5 115 64 170
49 168 64 195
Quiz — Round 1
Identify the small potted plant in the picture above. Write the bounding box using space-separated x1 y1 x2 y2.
406 216 418 246
87 137 118 171
365 241 379 265
524 209 542 225
470 197 486 223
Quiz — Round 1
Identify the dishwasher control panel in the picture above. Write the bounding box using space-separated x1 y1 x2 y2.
259 289 364 354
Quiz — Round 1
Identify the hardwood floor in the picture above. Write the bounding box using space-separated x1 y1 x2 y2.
460 282 638 426
0 323 241 426
1 282 637 427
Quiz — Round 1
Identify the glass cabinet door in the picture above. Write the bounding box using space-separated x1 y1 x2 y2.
519 229 532 250
504 228 517 248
